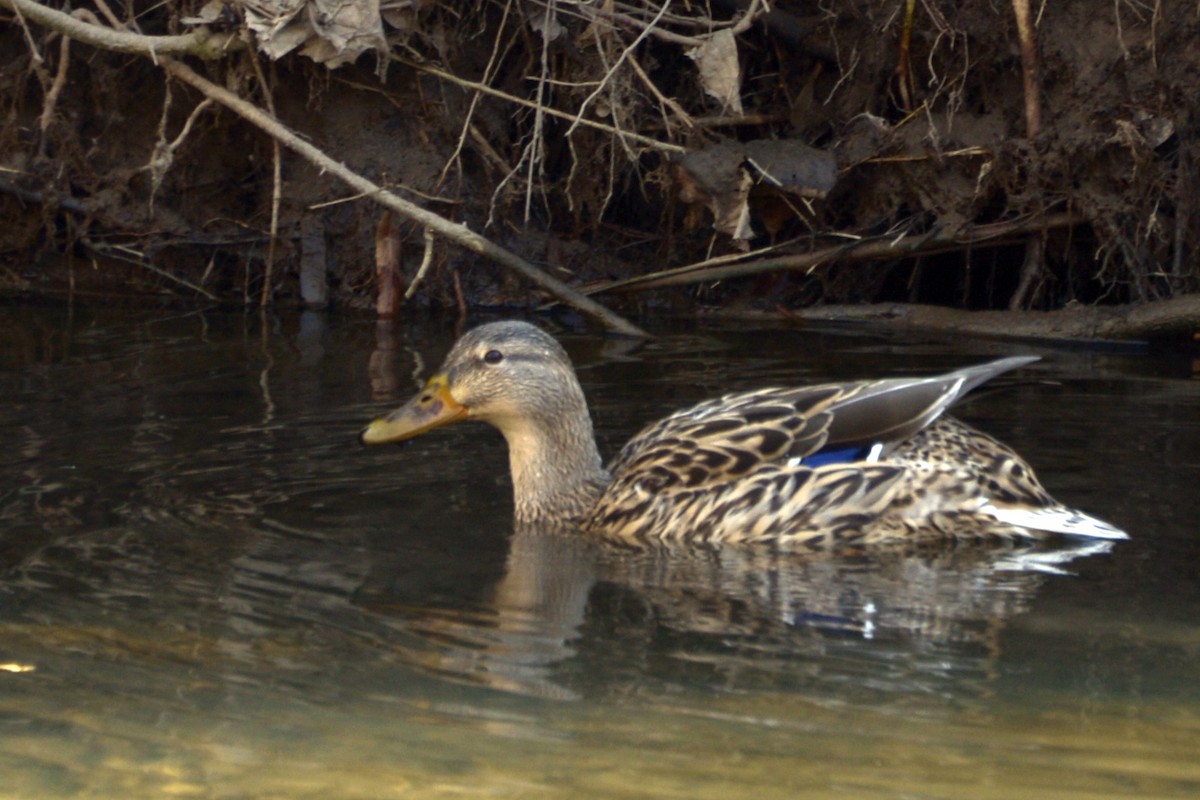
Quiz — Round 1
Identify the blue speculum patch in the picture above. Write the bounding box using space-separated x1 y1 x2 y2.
802 445 875 468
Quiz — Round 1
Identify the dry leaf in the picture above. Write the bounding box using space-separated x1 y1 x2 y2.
526 1 564 42
674 139 838 242
687 29 744 115
240 0 388 72
180 0 227 26
674 142 755 242
833 113 894 168
381 0 429 31
743 139 837 199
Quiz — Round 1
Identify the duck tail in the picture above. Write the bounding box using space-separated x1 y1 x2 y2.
983 503 1129 540
954 355 1041 396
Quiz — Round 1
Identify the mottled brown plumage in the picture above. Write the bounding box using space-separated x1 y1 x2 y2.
360 321 1127 547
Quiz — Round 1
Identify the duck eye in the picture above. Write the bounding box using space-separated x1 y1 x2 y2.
483 349 504 365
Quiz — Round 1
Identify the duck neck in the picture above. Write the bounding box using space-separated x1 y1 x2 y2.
497 404 610 525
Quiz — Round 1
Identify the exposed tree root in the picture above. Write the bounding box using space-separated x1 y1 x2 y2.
2 0 237 57
2 0 1196 338
159 57 648 337
0 0 649 337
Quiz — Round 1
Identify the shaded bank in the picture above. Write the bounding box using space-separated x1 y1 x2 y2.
1 1 1197 340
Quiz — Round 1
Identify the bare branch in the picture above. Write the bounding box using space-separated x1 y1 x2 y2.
1 0 648 336
563 0 672 140
0 0 240 57
395 55 684 154
588 212 1080 294
156 57 648 336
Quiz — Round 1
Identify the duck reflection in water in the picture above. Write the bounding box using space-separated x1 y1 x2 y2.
353 525 1115 700
359 321 1125 699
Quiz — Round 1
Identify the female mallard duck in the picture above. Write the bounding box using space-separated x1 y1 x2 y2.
360 321 1126 547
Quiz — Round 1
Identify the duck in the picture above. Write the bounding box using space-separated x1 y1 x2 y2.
360 321 1127 548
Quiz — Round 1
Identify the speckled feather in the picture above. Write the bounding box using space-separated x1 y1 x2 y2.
361 321 1127 547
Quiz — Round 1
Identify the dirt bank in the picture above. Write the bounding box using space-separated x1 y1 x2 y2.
1 1 1197 340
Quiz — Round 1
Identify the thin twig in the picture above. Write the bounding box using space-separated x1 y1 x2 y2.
524 0 554 224
894 0 916 111
396 54 684 153
626 51 694 135
38 33 70 131
564 0 672 139
146 93 213 207
436 0 516 189
82 238 219 299
562 0 766 47
861 146 990 165
452 268 467 327
540 237 804 306
310 184 462 210
404 227 436 300
7 0 45 63
467 124 512 174
157 57 648 336
1009 232 1045 310
88 0 122 30
249 53 282 308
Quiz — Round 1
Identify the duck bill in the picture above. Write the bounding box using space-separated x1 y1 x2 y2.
360 374 468 445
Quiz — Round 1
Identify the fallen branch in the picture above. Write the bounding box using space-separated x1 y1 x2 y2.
81 238 219 300
720 294 1200 344
590 211 1078 294
159 58 647 336
1 0 649 337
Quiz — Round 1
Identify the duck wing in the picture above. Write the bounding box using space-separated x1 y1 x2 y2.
818 355 1040 457
604 356 1039 493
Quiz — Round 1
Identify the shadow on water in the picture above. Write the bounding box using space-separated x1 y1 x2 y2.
1 304 1199 798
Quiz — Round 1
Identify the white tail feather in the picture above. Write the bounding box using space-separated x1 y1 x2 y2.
983 504 1129 540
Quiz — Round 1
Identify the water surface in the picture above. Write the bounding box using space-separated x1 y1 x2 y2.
1 306 1197 798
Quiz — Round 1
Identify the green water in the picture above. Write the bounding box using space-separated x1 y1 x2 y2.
0 307 1197 799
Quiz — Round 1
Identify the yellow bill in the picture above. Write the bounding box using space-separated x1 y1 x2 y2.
360 374 468 445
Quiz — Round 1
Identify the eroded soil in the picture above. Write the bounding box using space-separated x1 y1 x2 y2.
1 1 1197 327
